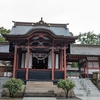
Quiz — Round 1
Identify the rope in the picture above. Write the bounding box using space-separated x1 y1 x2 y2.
33 51 51 60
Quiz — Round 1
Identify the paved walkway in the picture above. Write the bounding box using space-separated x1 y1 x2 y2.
0 96 100 100
23 97 57 100
77 96 100 100
0 97 80 100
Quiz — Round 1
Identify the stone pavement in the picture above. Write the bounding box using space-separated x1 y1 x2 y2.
23 97 56 100
77 96 100 100
0 98 22 100
0 97 80 100
1 97 100 100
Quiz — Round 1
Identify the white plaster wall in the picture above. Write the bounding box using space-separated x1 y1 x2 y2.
48 55 52 69
29 54 32 68
88 69 99 74
55 54 59 69
21 53 26 68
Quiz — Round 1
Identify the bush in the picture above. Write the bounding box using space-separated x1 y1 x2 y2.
3 78 24 97
57 79 75 98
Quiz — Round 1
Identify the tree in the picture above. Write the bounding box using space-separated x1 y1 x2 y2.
71 62 79 68
3 78 24 97
70 32 73 36
96 33 100 44
57 79 75 98
0 27 10 42
77 31 98 45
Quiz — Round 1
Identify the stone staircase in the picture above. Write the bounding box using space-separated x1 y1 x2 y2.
0 77 9 97
71 78 100 97
24 81 56 97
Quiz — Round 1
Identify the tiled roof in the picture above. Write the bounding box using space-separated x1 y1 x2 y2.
70 44 100 56
0 42 9 53
9 21 71 36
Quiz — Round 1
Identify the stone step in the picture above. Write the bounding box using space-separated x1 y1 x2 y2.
25 81 55 97
25 90 54 93
26 85 56 87
24 92 55 97
26 89 56 91
26 86 57 89
23 97 57 100
27 81 53 85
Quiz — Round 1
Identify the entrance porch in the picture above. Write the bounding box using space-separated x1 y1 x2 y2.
16 69 64 81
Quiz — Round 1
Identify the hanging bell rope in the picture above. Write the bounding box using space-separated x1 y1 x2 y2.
33 51 51 60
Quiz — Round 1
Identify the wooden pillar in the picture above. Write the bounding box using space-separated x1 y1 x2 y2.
16 50 19 69
99 59 100 71
25 46 30 80
60 50 61 70
60 49 63 70
13 45 17 78
64 47 66 79
52 47 54 80
85 60 88 78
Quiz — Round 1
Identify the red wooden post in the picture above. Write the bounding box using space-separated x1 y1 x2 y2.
64 47 66 79
16 51 19 69
99 60 100 71
60 49 63 70
52 47 54 80
86 60 88 78
60 50 61 70
25 46 30 80
13 45 17 78
61 49 64 70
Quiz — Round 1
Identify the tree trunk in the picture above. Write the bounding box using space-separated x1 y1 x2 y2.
10 93 13 97
65 89 69 98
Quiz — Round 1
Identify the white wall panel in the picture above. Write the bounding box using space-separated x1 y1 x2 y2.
48 55 52 69
29 54 32 68
21 53 25 68
55 54 59 69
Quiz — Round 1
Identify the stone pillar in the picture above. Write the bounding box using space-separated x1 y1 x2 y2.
25 46 30 80
64 47 66 79
52 47 54 80
13 45 17 78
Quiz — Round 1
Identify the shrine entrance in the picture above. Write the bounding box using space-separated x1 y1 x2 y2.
32 57 48 69
31 51 50 69
3 19 77 80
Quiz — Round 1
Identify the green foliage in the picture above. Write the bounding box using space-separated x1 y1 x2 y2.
57 79 75 98
3 78 24 97
71 62 79 68
70 32 73 36
0 27 10 34
0 27 10 42
77 31 98 45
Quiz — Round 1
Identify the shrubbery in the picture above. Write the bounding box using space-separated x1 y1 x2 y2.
3 78 24 97
57 79 75 98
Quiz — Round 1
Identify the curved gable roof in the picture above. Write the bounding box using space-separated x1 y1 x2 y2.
9 21 71 36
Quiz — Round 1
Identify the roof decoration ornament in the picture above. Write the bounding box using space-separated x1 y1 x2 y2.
39 17 44 25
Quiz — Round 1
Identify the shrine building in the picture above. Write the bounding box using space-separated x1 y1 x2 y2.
1 18 100 81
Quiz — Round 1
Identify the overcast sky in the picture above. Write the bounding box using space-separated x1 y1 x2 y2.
0 0 100 35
